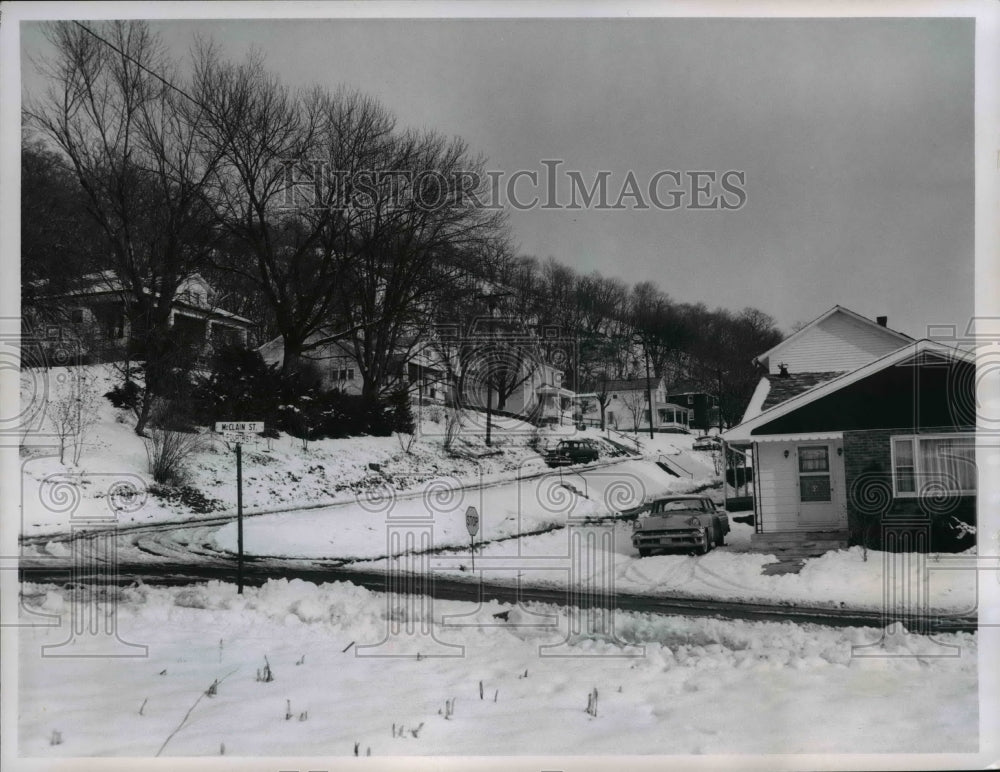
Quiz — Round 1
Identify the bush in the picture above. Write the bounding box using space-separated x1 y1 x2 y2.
193 346 285 426
143 429 204 485
104 379 141 410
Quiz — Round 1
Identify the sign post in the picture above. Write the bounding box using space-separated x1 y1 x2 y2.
465 505 480 571
215 422 264 594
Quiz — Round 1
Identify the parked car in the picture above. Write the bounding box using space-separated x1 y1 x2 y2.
544 439 600 467
692 435 722 451
631 495 730 556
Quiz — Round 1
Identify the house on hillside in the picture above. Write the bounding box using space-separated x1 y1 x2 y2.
585 377 692 433
722 307 975 556
665 383 720 432
460 357 573 425
258 335 453 404
26 271 252 365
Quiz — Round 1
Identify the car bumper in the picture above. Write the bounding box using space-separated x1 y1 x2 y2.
632 529 704 549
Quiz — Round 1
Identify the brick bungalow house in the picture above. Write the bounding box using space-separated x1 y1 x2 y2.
722 307 975 556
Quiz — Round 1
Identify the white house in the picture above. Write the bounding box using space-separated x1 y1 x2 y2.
582 377 691 433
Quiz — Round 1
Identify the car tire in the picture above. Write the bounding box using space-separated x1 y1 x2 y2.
698 528 712 555
715 524 725 547
638 548 650 558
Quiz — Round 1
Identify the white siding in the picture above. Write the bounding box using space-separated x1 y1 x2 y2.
756 440 848 532
767 311 907 374
756 443 803 530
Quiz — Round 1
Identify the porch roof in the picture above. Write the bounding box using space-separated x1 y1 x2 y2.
729 431 843 445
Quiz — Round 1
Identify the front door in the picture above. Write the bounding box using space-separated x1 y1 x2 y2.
796 442 847 529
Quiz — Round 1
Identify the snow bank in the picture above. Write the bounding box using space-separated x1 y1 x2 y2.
17 579 977 757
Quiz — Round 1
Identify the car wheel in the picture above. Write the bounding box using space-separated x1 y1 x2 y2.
638 548 650 558
714 524 725 547
698 528 712 555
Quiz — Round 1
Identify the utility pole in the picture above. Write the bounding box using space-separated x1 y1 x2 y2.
644 345 654 440
717 367 724 434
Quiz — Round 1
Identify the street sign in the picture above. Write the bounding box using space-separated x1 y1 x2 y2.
214 421 264 595
215 421 264 445
221 431 258 444
215 421 264 433
465 505 480 536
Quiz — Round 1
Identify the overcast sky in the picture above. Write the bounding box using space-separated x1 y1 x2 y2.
20 16 974 337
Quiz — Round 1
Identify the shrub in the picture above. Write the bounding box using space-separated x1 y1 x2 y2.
143 429 204 485
193 346 285 426
105 379 141 410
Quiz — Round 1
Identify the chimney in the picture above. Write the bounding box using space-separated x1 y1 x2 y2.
876 316 887 327
777 363 790 378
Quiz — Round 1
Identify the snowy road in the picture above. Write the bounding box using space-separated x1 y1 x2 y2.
18 457 979 633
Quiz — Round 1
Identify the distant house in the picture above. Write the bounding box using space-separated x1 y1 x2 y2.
665 382 720 432
461 357 573 424
258 335 452 404
723 307 974 556
587 376 691 433
27 271 251 365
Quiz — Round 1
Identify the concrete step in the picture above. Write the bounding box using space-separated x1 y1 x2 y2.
752 530 849 557
755 530 848 543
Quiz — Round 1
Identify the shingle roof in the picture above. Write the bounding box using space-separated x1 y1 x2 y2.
760 371 846 410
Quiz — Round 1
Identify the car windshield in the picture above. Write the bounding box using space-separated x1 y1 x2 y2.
654 499 705 513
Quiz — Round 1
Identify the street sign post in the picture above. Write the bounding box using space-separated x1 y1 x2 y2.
465 505 480 571
215 421 264 593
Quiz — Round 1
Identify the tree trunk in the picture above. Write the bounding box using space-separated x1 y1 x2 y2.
134 388 154 436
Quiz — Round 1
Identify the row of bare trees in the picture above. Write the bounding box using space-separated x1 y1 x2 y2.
427 252 784 430
25 21 507 434
24 21 782 437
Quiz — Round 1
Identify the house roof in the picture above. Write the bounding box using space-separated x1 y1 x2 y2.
759 371 847 411
723 339 974 443
753 305 913 369
37 270 252 326
665 381 710 396
598 377 662 393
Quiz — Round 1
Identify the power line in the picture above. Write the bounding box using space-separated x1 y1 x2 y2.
70 20 216 119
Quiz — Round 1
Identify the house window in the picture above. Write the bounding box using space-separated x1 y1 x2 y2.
798 446 831 502
891 434 976 497
336 369 355 381
105 311 124 340
71 309 84 324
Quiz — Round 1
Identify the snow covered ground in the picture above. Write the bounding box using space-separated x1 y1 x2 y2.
209 459 702 560
23 364 701 535
206 456 976 614
17 579 978 757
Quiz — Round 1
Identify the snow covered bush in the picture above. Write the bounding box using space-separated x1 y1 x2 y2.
143 428 205 484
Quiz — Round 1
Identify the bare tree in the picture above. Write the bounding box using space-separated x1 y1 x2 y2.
190 46 347 376
618 389 648 440
336 127 508 407
26 21 224 434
